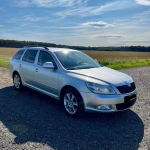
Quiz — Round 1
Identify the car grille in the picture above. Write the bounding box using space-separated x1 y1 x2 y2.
116 82 136 94
116 94 136 110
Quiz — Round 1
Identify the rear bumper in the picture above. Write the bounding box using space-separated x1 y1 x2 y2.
80 89 137 113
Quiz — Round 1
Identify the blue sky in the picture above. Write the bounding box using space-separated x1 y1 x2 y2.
0 0 150 46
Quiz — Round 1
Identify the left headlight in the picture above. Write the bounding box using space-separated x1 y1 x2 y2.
86 82 116 95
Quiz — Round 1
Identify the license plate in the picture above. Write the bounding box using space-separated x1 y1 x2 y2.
125 94 136 103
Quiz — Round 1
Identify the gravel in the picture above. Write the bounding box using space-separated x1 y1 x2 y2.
0 67 150 150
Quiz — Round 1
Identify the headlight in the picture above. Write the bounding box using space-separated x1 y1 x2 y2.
86 82 116 94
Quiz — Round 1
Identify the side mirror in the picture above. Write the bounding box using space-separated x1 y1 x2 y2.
43 62 55 69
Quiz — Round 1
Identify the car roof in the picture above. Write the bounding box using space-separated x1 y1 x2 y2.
48 47 77 52
20 47 77 52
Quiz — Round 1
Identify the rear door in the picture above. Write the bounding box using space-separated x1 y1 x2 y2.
19 49 38 86
34 50 60 98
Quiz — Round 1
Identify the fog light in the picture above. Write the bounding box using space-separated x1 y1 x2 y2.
95 105 112 110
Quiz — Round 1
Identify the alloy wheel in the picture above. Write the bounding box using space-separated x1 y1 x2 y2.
64 93 78 114
14 74 21 89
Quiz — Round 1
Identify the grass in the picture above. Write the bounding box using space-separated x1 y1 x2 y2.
96 57 150 70
0 56 11 68
0 47 150 70
82 50 150 70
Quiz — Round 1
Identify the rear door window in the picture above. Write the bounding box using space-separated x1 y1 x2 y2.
12 50 25 60
22 49 38 64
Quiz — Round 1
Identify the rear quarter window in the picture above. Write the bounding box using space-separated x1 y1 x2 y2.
12 50 25 60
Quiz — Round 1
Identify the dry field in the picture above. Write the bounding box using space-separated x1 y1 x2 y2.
1 47 150 58
0 47 19 56
0 47 150 70
83 50 150 58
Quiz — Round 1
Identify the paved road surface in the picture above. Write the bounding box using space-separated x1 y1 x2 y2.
0 67 150 150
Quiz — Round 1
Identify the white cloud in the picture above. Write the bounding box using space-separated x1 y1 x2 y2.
23 15 46 22
130 10 150 23
0 25 4 27
91 34 124 38
92 1 131 15
16 1 31 7
7 15 47 23
55 6 94 18
32 0 76 7
135 0 150 6
13 0 134 18
58 21 114 29
56 0 134 18
124 40 150 43
21 23 32 27
58 26 83 29
132 10 150 18
82 21 114 28
15 0 87 7
48 19 62 22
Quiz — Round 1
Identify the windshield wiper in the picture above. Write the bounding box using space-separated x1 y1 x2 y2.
66 67 79 70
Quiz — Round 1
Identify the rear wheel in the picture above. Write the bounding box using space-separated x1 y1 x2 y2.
13 73 22 90
62 88 85 117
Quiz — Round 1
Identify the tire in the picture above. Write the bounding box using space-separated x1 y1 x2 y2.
62 88 85 118
13 72 22 90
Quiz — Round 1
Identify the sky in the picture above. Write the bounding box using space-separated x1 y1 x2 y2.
0 0 150 47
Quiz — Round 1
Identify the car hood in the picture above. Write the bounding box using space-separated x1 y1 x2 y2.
67 67 133 86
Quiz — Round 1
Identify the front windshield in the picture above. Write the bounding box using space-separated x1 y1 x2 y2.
54 51 102 70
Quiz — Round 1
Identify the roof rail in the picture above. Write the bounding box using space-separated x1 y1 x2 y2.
22 46 28 48
42 46 49 50
22 46 49 50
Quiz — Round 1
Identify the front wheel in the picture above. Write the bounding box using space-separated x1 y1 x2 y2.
62 88 85 117
13 73 22 90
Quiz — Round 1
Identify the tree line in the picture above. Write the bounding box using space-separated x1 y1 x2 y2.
0 39 150 52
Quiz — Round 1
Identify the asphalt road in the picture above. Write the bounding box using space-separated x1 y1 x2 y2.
0 67 150 150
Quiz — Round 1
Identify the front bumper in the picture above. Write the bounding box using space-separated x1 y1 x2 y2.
80 89 137 113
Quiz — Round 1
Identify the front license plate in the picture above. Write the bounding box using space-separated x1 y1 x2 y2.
125 94 136 103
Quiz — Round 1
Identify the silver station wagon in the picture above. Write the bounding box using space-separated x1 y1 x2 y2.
9 47 137 117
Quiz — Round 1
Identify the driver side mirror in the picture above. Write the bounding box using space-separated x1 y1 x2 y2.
43 62 55 69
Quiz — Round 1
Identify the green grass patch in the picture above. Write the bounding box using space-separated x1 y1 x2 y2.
0 56 11 68
0 56 150 70
96 57 150 70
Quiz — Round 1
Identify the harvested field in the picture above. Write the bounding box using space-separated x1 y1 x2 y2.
0 47 150 70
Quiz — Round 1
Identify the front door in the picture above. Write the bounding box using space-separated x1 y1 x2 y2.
34 51 59 98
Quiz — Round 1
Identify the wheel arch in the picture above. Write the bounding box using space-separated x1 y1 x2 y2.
12 70 20 78
60 85 84 105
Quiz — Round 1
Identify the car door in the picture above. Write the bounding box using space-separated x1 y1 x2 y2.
19 49 38 86
34 50 60 98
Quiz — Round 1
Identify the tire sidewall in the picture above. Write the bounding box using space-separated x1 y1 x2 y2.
62 88 84 117
13 73 22 90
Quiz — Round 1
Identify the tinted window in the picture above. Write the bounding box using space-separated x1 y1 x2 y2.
38 51 56 66
22 50 38 64
13 50 25 60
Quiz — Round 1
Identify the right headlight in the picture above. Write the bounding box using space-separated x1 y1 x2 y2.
86 82 116 95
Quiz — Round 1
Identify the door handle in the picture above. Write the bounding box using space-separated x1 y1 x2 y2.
19 64 21 67
35 68 39 72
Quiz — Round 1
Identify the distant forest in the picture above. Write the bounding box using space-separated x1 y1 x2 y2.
0 39 150 52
